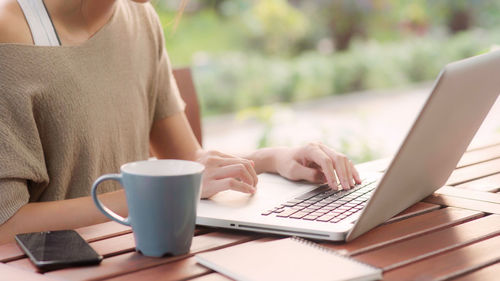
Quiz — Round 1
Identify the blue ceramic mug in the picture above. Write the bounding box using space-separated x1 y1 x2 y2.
91 159 204 257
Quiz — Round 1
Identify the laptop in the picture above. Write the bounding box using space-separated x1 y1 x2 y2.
196 50 500 242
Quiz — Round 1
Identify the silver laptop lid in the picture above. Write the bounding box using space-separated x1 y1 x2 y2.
347 50 500 241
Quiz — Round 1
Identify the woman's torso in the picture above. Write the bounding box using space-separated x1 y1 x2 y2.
0 0 167 201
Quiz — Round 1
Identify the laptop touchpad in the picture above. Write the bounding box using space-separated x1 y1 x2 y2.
209 190 255 208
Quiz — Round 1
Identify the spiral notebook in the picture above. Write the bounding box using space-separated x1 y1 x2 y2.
196 237 382 281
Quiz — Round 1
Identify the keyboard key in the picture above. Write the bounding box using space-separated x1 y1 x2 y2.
282 200 300 207
261 210 273 216
303 207 318 213
302 215 320 220
327 202 342 208
316 215 335 222
266 180 378 222
273 208 285 213
322 198 338 204
309 211 326 217
276 209 298 218
311 203 325 209
297 203 311 208
290 212 308 219
322 206 336 211
294 185 330 200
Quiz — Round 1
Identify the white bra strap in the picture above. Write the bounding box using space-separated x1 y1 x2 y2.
16 0 60 46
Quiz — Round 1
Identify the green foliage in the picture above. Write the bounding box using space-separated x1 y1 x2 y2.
193 29 500 116
156 9 248 65
242 0 310 55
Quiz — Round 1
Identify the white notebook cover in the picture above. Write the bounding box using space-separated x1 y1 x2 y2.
196 237 382 281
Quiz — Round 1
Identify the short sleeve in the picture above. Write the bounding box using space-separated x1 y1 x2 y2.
0 180 29 225
152 48 186 122
0 83 49 224
148 5 186 123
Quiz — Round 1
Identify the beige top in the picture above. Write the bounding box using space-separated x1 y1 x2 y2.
0 0 185 224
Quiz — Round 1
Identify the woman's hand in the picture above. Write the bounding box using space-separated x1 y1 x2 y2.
196 150 258 198
273 142 361 190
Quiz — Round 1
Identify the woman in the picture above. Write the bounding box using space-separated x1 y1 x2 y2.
0 0 361 244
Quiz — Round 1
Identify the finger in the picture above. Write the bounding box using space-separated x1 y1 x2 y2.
206 156 258 187
212 178 256 194
318 144 350 190
287 161 325 183
304 146 338 189
210 164 256 186
350 161 362 184
344 157 354 187
335 156 350 190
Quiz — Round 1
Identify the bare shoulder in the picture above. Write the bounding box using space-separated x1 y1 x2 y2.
0 0 33 44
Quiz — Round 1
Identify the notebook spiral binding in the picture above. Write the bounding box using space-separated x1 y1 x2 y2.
290 236 382 271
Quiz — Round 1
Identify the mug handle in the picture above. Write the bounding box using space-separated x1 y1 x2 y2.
91 174 130 226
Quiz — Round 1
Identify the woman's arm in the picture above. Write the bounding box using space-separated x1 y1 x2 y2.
150 111 361 197
245 144 362 190
150 112 258 198
0 189 127 244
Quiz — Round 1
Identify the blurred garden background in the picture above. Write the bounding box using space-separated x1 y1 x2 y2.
154 0 500 163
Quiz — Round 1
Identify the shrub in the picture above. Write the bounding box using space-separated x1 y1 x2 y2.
192 29 500 116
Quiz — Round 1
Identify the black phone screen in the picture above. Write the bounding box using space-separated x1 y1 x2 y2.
15 230 102 271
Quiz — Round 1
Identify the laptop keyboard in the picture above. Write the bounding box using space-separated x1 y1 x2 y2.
261 179 377 223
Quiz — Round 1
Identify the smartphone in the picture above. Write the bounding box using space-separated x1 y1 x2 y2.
15 230 103 271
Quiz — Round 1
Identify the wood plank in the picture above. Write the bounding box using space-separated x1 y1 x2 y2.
385 202 440 224
354 143 500 175
83 238 275 281
76 221 131 243
44 231 257 281
0 223 210 264
455 173 500 193
447 158 500 186
456 144 500 168
0 243 25 263
106 257 210 281
8 230 253 274
425 194 500 214
0 263 53 281
0 221 132 263
90 233 136 258
453 262 500 281
383 235 500 280
467 138 500 152
320 207 482 256
435 186 500 204
5 232 137 272
354 214 500 270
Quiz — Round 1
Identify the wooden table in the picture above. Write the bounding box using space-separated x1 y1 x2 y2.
2 141 500 281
